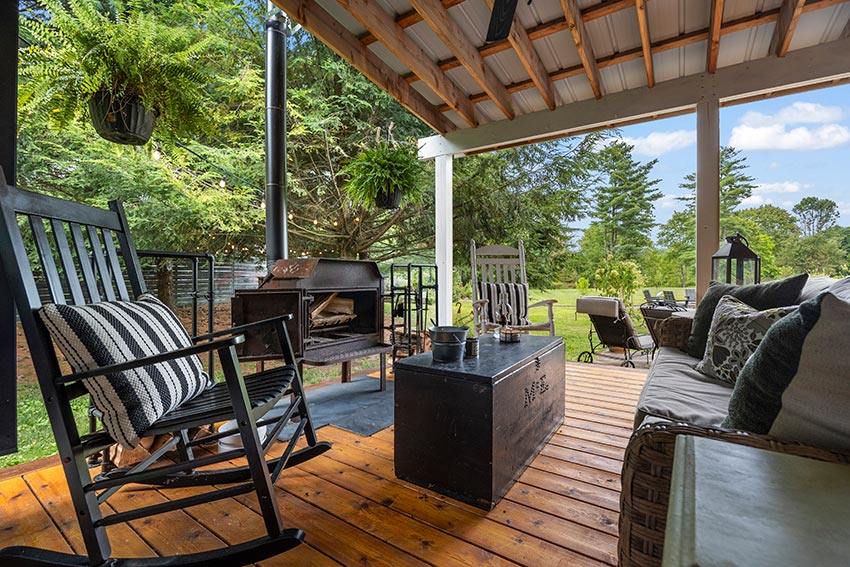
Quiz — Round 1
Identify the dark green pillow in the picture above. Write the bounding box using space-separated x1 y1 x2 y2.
723 292 850 454
686 273 808 359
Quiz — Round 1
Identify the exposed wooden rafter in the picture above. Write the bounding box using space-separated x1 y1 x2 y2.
359 0 635 47
409 0 515 119
560 0 603 98
771 0 807 56
635 0 654 87
269 0 455 134
432 0 849 110
483 0 557 110
337 0 477 127
706 0 725 72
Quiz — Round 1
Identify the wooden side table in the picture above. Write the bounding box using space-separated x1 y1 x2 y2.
664 435 850 566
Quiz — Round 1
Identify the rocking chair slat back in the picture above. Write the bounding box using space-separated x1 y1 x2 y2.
0 176 329 566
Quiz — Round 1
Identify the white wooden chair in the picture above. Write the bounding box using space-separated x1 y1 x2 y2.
470 240 557 336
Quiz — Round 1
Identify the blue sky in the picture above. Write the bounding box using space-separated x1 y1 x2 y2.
590 83 850 229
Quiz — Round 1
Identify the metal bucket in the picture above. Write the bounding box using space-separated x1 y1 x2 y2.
429 326 469 344
429 326 468 362
432 340 466 362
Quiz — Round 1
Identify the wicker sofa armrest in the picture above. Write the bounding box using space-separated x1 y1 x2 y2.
656 316 692 349
618 421 850 567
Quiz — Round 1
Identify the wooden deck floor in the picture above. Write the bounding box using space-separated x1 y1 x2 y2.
0 362 647 566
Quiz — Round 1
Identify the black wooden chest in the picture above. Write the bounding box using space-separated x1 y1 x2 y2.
394 334 566 509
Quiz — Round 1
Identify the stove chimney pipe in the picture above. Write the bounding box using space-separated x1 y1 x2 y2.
264 6 289 267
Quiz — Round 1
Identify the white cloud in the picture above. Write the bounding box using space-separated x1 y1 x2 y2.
657 194 681 208
769 162 782 169
729 123 850 150
621 130 696 157
780 200 795 209
753 181 810 195
741 195 771 206
740 102 844 127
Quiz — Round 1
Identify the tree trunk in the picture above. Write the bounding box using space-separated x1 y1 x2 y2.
156 259 176 310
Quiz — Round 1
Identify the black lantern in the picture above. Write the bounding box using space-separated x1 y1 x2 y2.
712 233 760 285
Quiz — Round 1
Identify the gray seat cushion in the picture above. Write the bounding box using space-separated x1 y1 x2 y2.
635 347 734 429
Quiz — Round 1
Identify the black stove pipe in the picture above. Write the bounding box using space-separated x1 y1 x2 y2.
265 9 288 266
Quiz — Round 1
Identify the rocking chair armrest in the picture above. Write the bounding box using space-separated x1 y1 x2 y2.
528 299 557 309
192 314 294 343
55 335 245 385
472 299 489 308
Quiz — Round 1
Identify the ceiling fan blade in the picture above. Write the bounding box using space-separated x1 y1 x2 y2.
485 0 520 42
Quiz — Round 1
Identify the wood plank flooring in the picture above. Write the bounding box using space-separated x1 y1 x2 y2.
0 362 647 566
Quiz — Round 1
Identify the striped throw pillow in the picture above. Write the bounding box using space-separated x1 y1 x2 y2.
476 282 530 327
40 293 212 448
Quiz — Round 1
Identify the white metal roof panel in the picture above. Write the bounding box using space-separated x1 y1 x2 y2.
367 42 411 76
409 79 446 107
716 23 775 68
600 58 649 93
534 30 582 73
585 6 641 59
518 0 567 28
447 0 491 46
318 0 366 35
405 21 456 63
790 5 850 51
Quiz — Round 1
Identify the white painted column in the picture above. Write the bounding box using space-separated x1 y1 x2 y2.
435 154 453 325
696 99 720 302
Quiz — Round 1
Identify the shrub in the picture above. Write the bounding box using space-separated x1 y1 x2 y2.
594 257 645 305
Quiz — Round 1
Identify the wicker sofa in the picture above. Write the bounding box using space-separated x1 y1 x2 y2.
618 278 850 567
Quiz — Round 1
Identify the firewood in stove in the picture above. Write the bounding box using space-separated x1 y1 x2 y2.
310 293 338 318
325 297 354 315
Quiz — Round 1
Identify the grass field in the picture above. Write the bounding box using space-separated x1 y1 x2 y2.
0 287 686 469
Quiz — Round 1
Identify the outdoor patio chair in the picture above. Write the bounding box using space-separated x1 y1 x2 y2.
575 296 654 368
0 175 331 567
470 240 556 336
685 288 697 307
643 289 654 303
663 290 688 307
640 302 687 354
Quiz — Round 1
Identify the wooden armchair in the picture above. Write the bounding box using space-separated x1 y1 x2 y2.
470 240 556 336
0 175 330 567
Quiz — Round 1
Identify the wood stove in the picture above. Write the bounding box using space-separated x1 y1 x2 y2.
231 258 390 389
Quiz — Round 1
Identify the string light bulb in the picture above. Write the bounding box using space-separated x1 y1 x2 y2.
260 200 266 210
288 213 294 220
312 219 318 225
219 179 226 188
152 146 163 160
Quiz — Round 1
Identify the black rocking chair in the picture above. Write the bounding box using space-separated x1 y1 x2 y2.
0 174 331 567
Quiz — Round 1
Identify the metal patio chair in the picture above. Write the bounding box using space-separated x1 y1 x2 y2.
470 240 556 336
575 296 653 368
640 301 687 354
0 175 330 567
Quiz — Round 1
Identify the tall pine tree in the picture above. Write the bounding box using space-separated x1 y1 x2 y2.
588 141 661 260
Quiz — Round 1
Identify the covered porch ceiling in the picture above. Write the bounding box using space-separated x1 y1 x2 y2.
271 0 850 156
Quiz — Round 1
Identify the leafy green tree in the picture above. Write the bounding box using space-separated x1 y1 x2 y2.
587 141 661 261
783 233 846 276
792 197 839 237
736 205 799 247
594 257 645 304
657 210 697 286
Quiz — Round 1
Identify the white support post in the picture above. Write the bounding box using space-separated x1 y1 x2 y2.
435 154 453 325
696 99 720 302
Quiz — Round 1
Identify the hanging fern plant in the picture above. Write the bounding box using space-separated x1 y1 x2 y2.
343 140 424 210
19 0 218 144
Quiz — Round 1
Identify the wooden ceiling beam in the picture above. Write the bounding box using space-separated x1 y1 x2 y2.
434 5 830 111
635 0 654 87
483 0 557 109
560 0 603 98
270 0 455 134
771 0 807 56
409 0 515 119
359 0 634 47
706 0 725 72
337 0 477 126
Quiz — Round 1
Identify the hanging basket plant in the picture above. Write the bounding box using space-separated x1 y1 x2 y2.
19 0 216 144
343 141 424 210
88 91 158 145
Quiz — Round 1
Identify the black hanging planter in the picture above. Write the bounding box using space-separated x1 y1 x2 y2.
88 91 158 145
375 188 402 210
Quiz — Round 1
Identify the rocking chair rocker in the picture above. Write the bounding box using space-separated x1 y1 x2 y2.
0 174 331 567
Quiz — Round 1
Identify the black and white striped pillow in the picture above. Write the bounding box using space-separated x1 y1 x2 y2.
40 293 212 448
476 282 530 326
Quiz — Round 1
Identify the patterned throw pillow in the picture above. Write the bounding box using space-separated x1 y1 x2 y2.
695 295 795 384
40 293 212 448
724 292 850 454
476 282 529 326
